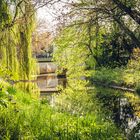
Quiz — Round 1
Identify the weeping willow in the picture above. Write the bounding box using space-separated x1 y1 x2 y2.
0 0 38 93
0 1 18 79
17 2 36 91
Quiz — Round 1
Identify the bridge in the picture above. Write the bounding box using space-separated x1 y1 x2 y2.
35 53 66 96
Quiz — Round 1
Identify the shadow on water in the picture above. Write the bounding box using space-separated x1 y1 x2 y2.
92 86 140 139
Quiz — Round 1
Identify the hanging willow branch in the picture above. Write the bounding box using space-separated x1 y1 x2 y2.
2 0 23 31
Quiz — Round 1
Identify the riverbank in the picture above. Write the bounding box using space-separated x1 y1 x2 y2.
89 66 140 94
0 80 125 139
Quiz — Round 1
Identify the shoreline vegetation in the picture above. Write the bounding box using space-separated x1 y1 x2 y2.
0 83 125 139
0 0 140 139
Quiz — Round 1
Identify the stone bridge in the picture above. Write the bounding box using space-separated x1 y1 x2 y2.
35 55 66 96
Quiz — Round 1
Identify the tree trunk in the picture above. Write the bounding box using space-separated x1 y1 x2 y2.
112 0 140 25
112 15 140 47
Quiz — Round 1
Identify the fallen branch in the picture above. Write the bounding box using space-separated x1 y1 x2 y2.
90 80 135 92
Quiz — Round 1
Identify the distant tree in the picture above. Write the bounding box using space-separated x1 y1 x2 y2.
32 21 52 54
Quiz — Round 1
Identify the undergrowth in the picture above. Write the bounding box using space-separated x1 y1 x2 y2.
0 80 125 140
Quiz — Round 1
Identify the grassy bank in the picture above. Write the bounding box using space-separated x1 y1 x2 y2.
90 57 140 91
90 66 140 94
0 80 125 139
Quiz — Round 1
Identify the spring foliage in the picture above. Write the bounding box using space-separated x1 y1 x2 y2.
0 0 37 91
0 82 125 139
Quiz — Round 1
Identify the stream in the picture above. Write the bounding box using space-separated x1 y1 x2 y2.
92 86 140 138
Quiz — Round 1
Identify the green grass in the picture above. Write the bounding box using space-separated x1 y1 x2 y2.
0 84 125 140
90 66 140 89
90 57 140 89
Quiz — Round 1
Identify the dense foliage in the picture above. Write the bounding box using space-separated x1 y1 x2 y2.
53 0 140 139
0 80 125 139
0 0 37 92
0 0 140 139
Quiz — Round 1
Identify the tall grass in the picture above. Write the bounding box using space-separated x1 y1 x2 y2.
0 84 125 139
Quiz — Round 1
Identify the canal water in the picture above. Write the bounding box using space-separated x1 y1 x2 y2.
36 60 66 95
92 86 140 138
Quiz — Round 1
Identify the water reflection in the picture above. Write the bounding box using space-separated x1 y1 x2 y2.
94 86 140 136
37 61 66 94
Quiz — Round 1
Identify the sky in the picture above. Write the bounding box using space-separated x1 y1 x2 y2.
37 7 56 31
37 2 63 31
37 1 71 33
